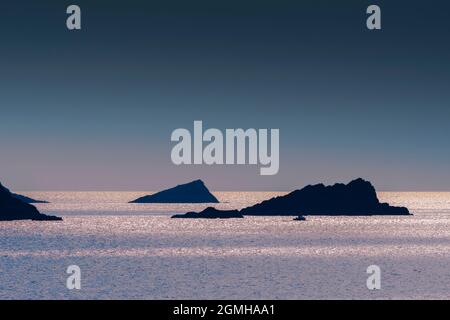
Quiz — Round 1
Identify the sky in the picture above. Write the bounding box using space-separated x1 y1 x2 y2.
0 0 449 191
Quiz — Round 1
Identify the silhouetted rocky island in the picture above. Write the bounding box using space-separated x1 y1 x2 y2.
130 179 219 203
0 182 61 221
172 207 243 219
172 178 410 218
12 193 48 204
241 178 410 216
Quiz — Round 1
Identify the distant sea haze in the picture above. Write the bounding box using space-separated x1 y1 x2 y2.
0 191 449 299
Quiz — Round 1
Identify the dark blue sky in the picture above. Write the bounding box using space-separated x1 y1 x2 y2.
1 1 449 191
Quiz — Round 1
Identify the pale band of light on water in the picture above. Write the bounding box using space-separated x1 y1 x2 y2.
0 192 449 299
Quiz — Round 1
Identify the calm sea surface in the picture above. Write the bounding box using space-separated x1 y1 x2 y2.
0 191 449 299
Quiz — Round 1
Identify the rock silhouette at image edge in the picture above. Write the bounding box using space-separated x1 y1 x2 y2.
0 182 61 221
12 193 49 204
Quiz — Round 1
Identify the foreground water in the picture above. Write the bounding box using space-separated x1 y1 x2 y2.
0 192 449 299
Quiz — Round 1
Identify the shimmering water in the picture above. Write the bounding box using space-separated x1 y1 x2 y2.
0 192 449 299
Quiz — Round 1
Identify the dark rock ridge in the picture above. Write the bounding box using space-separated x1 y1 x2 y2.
0 183 61 221
173 178 410 218
12 193 49 204
240 178 410 216
130 180 219 203
172 207 243 219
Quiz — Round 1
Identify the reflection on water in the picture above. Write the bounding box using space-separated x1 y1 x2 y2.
0 192 449 299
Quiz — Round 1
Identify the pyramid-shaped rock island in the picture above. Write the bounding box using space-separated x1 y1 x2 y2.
130 179 219 203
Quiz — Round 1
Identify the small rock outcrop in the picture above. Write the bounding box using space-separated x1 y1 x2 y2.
172 207 243 219
130 180 219 203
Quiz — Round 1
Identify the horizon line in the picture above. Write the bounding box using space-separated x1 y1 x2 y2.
15 189 450 193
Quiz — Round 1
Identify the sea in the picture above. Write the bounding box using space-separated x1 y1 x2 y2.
0 191 449 299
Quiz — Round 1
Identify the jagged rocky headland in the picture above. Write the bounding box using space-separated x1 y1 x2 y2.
172 178 410 218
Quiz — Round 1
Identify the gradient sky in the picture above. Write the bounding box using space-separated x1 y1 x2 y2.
1 0 449 191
